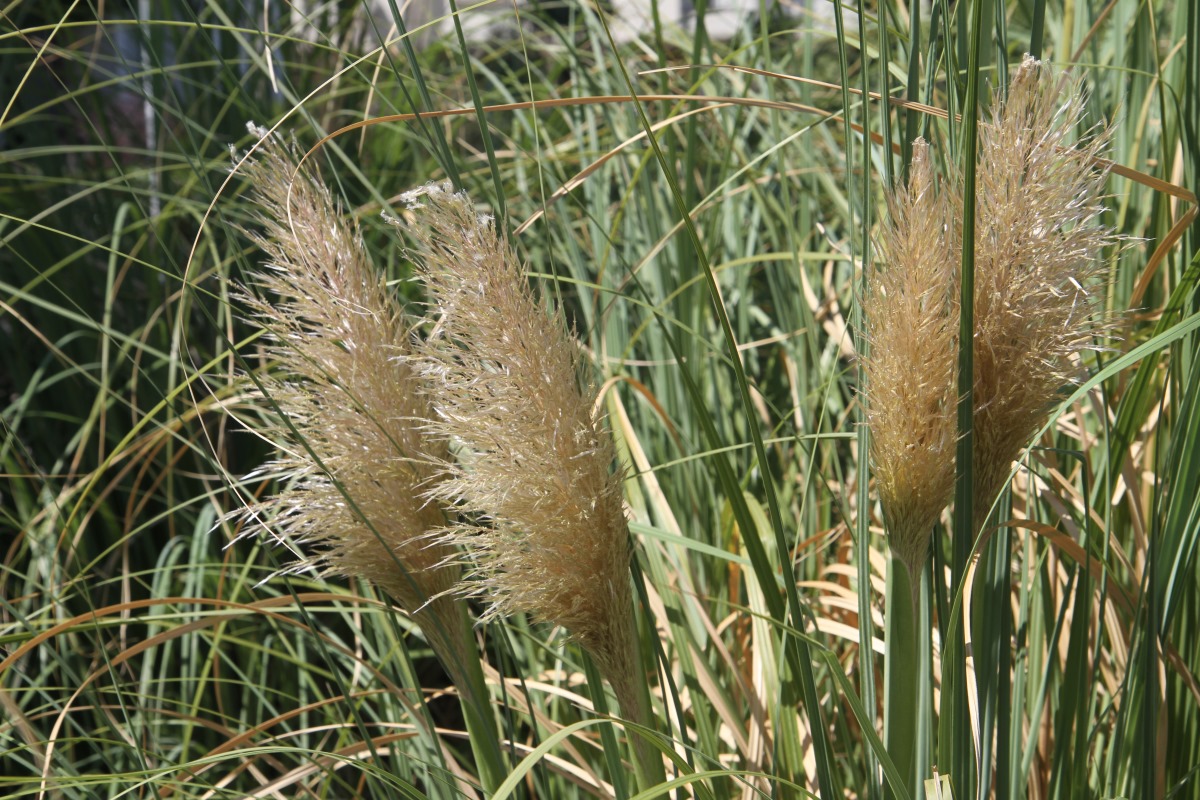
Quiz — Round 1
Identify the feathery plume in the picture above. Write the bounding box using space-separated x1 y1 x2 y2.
867 59 1115 794
969 56 1117 526
867 56 1116 568
394 182 638 679
393 182 665 791
233 128 460 639
233 132 512 793
864 139 960 578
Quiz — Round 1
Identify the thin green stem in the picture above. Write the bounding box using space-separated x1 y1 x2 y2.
607 621 668 796
424 599 508 796
945 0 986 794
884 554 919 800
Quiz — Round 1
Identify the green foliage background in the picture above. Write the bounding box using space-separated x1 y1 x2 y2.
2 1 1198 797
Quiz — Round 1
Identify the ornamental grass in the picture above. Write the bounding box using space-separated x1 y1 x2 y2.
393 183 665 792
866 55 1118 798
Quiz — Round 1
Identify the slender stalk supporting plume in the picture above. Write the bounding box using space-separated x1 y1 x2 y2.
393 182 665 793
232 129 504 791
968 56 1117 529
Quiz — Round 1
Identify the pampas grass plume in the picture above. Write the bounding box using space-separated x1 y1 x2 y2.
869 57 1117 571
394 182 666 791
969 56 1117 526
864 139 960 579
395 182 638 680
234 128 461 643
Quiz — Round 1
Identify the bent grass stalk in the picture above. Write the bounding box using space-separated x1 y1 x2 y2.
232 130 505 794
394 182 667 795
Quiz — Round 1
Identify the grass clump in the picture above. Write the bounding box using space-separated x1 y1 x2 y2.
2 3 1197 799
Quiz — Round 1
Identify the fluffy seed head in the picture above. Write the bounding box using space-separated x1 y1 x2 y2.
864 139 960 577
234 127 457 616
394 183 636 676
969 56 1117 521
866 56 1117 566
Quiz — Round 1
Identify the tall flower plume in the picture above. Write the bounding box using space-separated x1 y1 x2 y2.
394 182 637 678
233 128 461 649
863 139 960 579
391 185 665 791
968 55 1117 527
866 57 1117 795
867 57 1117 568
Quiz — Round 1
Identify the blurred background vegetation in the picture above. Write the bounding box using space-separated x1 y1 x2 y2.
2 1 1197 797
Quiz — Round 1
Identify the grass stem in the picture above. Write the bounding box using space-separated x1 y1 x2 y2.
884 555 920 800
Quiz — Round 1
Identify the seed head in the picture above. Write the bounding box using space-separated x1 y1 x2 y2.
394 183 636 677
969 56 1117 523
864 139 960 577
233 128 457 617
866 56 1118 566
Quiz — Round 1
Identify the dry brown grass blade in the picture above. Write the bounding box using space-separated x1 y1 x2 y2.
1130 203 1200 307
0 593 386 678
300 93 830 164
644 63 949 123
482 671 613 795
597 373 683 454
658 63 1199 211
235 731 442 800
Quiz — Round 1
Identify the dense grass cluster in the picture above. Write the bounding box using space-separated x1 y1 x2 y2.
2 2 1199 799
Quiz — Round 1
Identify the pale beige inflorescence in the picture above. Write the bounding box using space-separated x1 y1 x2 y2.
234 128 459 629
863 139 960 579
394 183 637 679
867 55 1117 571
968 55 1117 526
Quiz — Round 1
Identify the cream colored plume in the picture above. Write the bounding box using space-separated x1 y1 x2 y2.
867 55 1117 569
392 182 638 679
863 139 960 578
968 56 1117 527
233 128 459 632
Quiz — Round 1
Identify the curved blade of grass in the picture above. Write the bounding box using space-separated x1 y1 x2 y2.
593 12 839 799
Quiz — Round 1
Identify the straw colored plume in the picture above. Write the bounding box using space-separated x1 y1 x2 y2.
864 139 960 578
233 127 458 624
867 56 1117 570
968 55 1117 526
393 183 637 679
